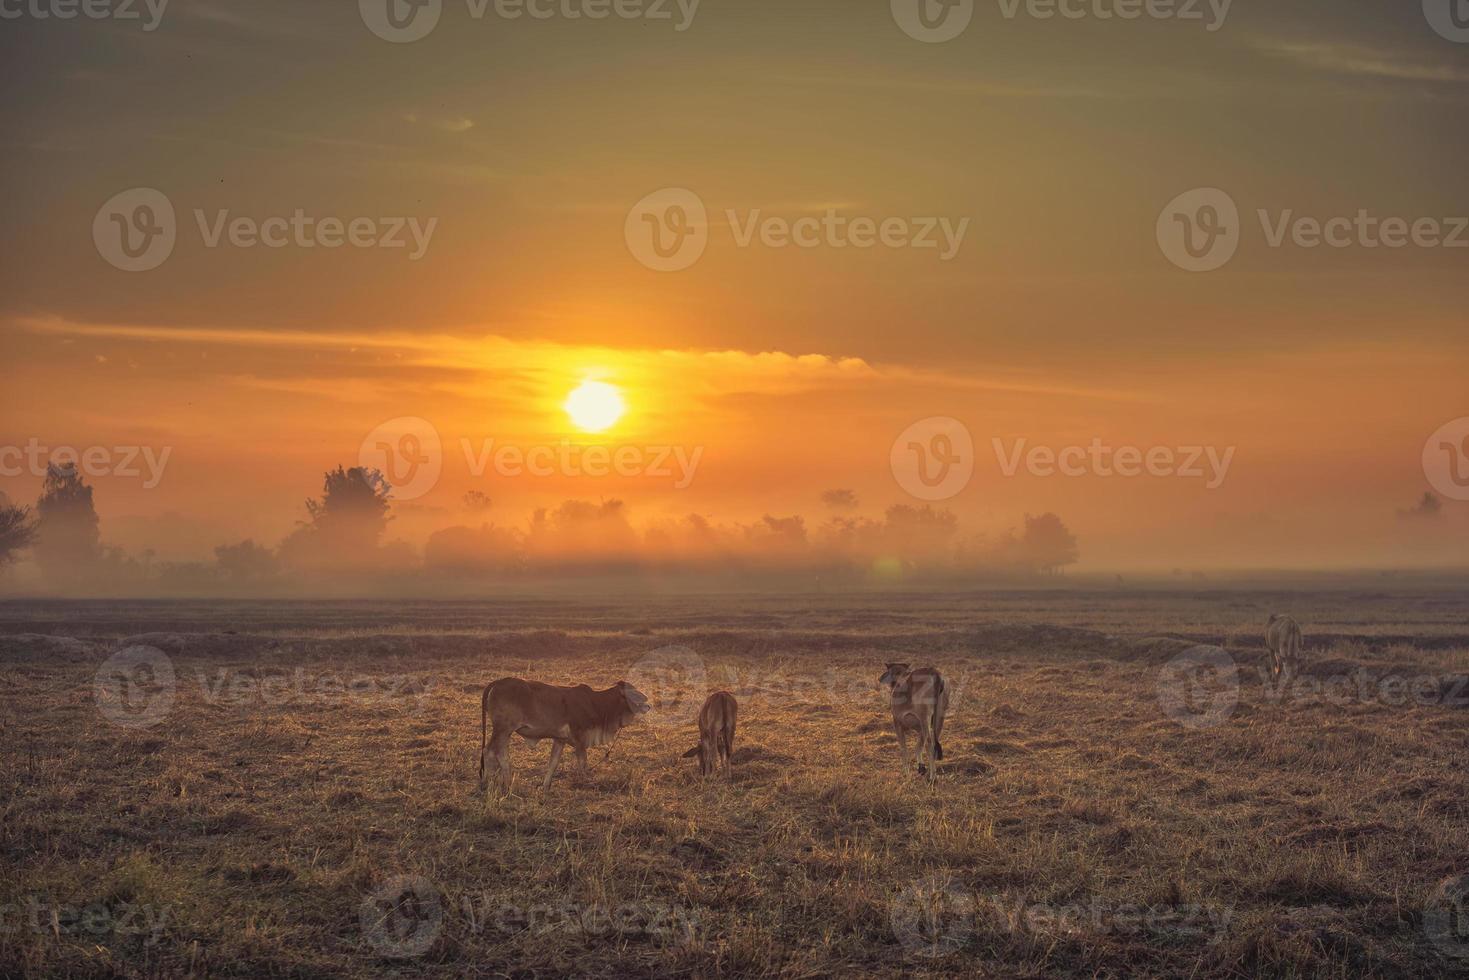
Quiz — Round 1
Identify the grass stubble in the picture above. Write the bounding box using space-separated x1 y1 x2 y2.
1 593 1468 978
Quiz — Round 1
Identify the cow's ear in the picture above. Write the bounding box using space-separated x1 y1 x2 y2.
681 746 700 758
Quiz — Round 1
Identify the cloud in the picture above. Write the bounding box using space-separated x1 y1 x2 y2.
403 113 476 134
1249 39 1469 84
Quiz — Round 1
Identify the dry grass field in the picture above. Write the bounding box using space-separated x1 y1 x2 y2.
3 591 1469 978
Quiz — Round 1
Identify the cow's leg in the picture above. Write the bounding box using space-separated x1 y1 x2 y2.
542 740 565 792
574 745 589 780
487 725 514 796
916 714 933 779
895 725 912 773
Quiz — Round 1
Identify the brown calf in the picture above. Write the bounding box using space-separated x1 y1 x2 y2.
878 663 948 781
682 691 737 777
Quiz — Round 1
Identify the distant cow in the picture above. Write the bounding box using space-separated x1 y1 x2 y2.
1265 613 1303 681
682 691 737 778
479 678 651 794
879 663 948 780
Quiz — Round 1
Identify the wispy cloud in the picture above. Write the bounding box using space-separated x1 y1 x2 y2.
1250 38 1469 84
13 315 1143 404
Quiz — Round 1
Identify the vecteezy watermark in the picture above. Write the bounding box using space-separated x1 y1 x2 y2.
1156 645 1239 729
357 418 704 502
1158 645 1469 730
625 188 969 272
360 417 444 503
93 645 176 730
0 439 172 489
994 438 1235 489
1426 873 1469 959
1424 0 1469 43
1259 668 1469 710
192 667 437 714
1158 187 1469 272
890 877 1232 958
93 188 438 273
360 875 695 959
0 898 171 945
358 0 700 43
0 0 169 30
361 876 444 959
463 439 704 489
627 644 708 728
891 417 975 502
891 0 1231 43
1423 417 1469 503
460 894 699 942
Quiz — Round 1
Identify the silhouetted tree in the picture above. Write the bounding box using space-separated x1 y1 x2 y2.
306 466 393 540
34 463 102 582
0 499 36 566
1019 512 1079 575
1397 492 1443 521
278 466 393 571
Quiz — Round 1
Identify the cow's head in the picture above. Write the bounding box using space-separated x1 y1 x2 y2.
681 741 712 775
617 681 653 722
879 662 912 690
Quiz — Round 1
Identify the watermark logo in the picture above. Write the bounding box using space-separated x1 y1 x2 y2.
1 440 172 488
626 644 707 728
1160 188 1469 271
359 0 442 42
0 0 170 30
890 875 975 957
1157 188 1239 272
1426 874 1469 959
93 645 176 729
361 875 444 959
891 0 974 43
462 439 703 489
94 188 438 272
94 188 176 273
1423 417 1469 502
626 188 969 270
1425 0 1469 42
891 417 974 502
0 898 171 945
361 417 443 502
1156 645 1238 729
626 188 708 272
993 438 1235 489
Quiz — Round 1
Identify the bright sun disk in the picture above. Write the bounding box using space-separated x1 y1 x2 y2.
564 379 625 433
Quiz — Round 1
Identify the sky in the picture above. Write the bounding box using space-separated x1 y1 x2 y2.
1 0 1467 573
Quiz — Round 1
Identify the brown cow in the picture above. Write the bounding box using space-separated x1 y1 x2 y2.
479 678 651 794
682 691 737 777
1265 613 1304 682
879 663 948 781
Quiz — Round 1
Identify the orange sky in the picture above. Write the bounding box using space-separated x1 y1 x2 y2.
1 1 1467 573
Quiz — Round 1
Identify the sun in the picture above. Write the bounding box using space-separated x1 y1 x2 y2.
564 379 626 433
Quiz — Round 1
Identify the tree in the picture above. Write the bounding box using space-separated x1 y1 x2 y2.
1397 492 1443 521
305 465 393 540
1019 512 1079 575
33 463 102 582
0 499 36 566
278 466 394 571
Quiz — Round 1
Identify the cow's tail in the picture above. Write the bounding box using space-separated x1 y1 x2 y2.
931 676 945 761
